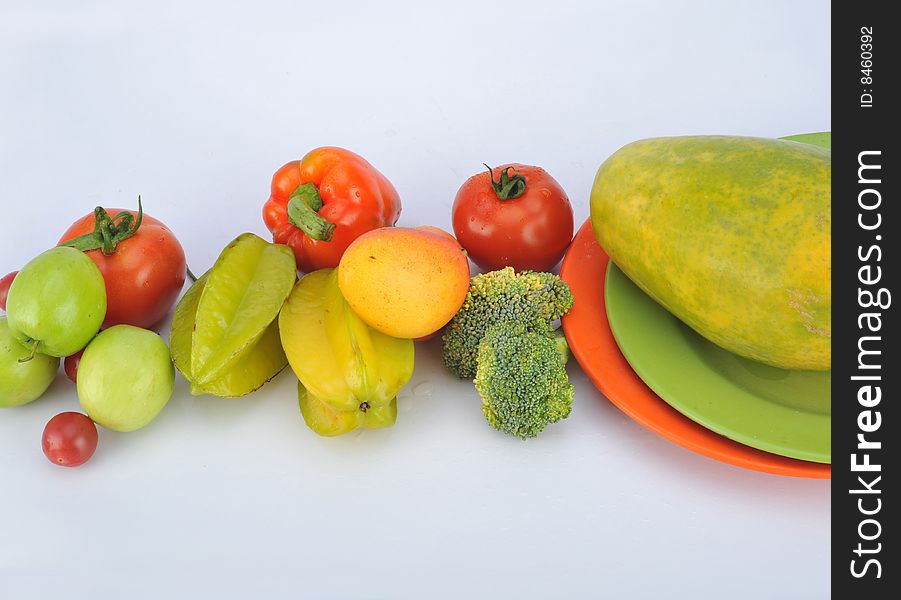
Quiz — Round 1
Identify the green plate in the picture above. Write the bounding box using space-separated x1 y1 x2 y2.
781 131 831 148
605 263 831 463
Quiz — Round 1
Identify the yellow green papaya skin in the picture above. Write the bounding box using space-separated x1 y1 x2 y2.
590 136 830 371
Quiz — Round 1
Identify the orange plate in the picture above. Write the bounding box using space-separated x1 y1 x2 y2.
560 220 830 479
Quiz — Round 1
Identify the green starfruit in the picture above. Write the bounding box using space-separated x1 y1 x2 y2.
169 233 294 397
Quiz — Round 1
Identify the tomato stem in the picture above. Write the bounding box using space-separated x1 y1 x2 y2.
484 164 526 200
60 196 145 255
287 183 336 242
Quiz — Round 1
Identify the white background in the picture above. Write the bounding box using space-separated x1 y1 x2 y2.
1 1 830 598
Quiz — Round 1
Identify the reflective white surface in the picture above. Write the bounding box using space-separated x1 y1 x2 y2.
0 1 830 598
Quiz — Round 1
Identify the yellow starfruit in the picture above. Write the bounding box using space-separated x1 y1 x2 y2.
279 268 414 435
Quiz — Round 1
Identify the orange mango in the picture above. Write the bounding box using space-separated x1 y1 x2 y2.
337 227 470 339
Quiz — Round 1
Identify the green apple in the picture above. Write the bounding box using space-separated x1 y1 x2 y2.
77 325 174 432
6 246 106 357
0 316 59 408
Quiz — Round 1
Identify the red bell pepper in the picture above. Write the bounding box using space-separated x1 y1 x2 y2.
262 147 402 272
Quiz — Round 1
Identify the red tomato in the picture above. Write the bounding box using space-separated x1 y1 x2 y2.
452 164 573 272
0 271 16 312
58 203 186 329
64 350 84 383
42 412 99 467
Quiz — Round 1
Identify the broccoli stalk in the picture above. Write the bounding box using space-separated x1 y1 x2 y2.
474 323 574 439
442 267 574 379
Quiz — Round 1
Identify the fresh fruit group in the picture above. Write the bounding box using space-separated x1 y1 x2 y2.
337 226 470 339
42 412 98 467
0 317 59 408
77 325 174 431
590 135 831 370
5 246 107 357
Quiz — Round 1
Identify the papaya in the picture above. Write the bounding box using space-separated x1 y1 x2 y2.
590 136 830 371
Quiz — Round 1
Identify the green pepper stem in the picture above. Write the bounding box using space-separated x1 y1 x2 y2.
484 164 527 200
60 196 145 255
287 183 335 242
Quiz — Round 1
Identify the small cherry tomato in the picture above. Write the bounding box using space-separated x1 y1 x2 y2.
452 164 573 272
42 412 98 467
0 271 17 312
64 350 84 383
58 199 187 329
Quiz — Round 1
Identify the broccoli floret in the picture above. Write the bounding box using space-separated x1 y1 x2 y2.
551 329 570 365
442 267 574 378
474 324 574 439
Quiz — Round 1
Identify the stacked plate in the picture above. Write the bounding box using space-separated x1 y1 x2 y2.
560 222 831 478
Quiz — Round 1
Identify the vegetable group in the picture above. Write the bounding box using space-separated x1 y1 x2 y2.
0 132 833 465
453 164 573 272
2 206 185 463
263 147 402 272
